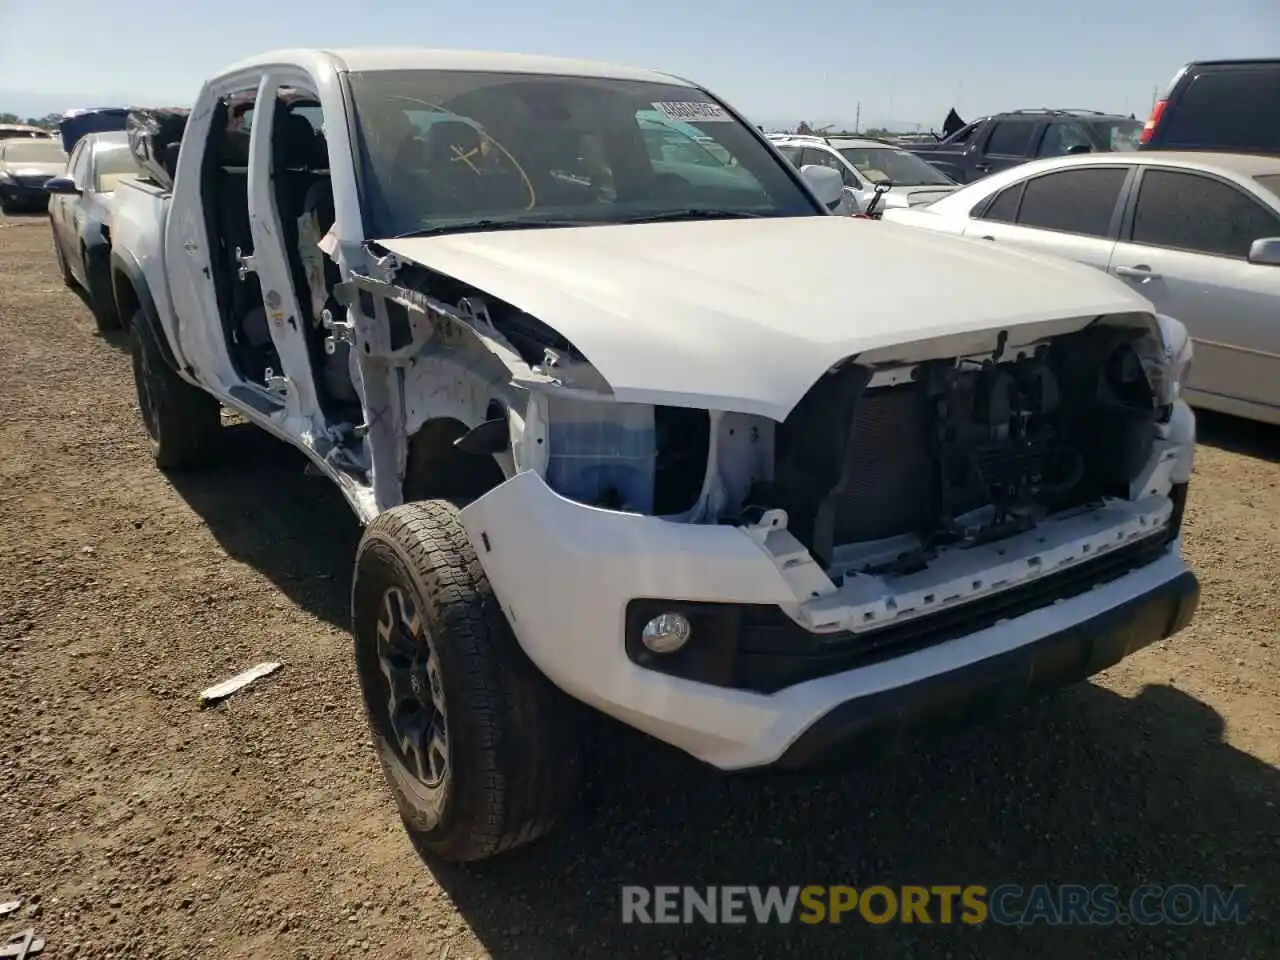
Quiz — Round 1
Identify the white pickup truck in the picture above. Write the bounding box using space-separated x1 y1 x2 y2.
109 47 1200 863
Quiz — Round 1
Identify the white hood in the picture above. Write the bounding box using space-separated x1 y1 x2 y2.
379 216 1154 421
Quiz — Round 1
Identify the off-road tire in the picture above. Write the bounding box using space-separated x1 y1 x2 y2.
352 499 581 862
129 311 221 470
0 191 16 215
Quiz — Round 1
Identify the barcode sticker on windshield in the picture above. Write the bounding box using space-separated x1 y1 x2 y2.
651 101 732 123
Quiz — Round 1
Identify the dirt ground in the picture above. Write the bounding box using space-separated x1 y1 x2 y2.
0 209 1277 960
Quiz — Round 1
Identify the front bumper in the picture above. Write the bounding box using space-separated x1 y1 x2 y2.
775 566 1198 769
0 179 51 208
456 469 1197 771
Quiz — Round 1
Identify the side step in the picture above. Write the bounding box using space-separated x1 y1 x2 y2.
229 384 285 415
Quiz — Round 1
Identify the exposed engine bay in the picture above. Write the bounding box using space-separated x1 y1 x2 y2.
751 323 1170 573
340 262 1181 588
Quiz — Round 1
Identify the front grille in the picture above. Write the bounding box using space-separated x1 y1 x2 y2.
828 384 990 543
831 386 934 541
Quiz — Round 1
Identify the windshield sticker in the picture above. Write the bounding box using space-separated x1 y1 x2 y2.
650 101 732 123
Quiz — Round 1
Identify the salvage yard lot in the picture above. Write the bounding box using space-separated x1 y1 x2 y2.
0 209 1277 960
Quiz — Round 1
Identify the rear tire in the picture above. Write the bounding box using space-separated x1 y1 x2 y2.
352 499 581 862
129 311 221 470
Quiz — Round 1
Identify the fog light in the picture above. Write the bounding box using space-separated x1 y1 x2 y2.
641 613 692 654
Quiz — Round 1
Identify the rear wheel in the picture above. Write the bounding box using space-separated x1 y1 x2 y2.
129 311 221 470
352 500 581 862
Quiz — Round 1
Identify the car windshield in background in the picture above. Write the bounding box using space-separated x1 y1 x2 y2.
95 140 143 191
2 140 65 163
837 146 954 186
1088 119 1142 152
347 70 818 238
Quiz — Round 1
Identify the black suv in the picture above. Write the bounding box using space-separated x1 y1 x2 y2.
1140 59 1280 157
904 108 1144 184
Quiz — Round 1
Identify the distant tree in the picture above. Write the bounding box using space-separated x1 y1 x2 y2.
0 112 20 124
796 121 814 135
865 127 892 138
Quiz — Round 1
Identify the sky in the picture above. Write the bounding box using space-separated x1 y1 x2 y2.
2 0 1278 130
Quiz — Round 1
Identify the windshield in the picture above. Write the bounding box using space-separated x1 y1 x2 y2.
1087 119 1143 152
837 146 954 186
94 139 142 191
347 70 819 237
2 140 65 164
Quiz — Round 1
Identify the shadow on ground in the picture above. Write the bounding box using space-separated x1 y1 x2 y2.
167 422 360 628
1196 410 1280 464
63 277 133 355
163 416 1277 959
430 685 1277 959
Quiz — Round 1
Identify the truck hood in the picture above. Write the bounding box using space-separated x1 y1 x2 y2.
378 216 1154 421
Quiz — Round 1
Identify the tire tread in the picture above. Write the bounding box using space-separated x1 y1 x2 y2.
356 499 579 861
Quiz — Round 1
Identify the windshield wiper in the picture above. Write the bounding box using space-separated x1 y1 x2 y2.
391 218 598 240
618 208 769 224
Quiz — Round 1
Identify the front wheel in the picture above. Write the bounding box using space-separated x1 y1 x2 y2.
352 500 581 862
129 312 221 470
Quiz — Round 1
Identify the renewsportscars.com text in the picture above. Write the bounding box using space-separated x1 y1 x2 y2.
621 884 1250 926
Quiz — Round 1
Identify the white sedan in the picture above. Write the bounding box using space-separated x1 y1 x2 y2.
883 151 1280 426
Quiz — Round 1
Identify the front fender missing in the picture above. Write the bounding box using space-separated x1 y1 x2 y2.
336 272 607 511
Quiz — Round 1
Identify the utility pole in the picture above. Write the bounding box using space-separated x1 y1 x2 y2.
855 102 861 133
1151 85 1159 111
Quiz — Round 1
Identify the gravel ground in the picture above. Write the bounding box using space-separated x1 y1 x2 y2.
0 210 1277 960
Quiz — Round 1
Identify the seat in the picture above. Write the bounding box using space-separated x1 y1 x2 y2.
270 108 322 326
214 129 257 323
297 128 337 327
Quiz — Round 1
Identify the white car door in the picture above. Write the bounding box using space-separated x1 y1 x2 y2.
1109 167 1280 419
960 165 1133 273
245 71 324 424
163 75 264 389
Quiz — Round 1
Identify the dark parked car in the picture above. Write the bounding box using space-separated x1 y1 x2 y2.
1140 59 1280 157
0 137 67 212
59 107 129 154
45 130 143 330
903 108 1143 184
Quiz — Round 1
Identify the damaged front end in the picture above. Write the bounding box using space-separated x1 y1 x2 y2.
336 261 1192 693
